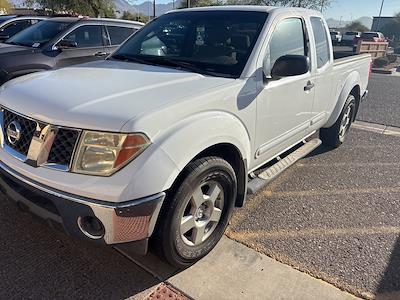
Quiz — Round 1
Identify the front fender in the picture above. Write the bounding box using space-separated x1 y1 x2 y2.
324 71 360 128
119 111 251 201
157 111 251 175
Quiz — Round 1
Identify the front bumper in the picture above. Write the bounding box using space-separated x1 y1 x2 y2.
0 161 165 250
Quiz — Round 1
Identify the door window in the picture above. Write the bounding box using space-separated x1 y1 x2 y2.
107 26 136 45
265 18 307 74
310 17 330 68
63 25 103 48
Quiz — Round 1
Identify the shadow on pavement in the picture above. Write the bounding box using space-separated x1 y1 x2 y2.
376 236 400 300
0 197 161 299
305 144 333 158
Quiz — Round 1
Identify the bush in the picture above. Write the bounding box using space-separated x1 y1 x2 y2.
387 54 398 63
373 57 389 68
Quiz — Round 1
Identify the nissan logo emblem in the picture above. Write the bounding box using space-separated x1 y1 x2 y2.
6 121 22 145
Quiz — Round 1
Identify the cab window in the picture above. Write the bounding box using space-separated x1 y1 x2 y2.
63 25 103 48
107 26 136 45
310 17 330 68
265 18 307 74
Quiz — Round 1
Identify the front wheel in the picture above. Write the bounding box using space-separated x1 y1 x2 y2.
153 157 237 268
320 94 356 148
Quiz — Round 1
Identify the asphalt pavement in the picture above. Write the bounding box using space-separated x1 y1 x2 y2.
227 128 400 299
358 73 400 128
0 198 160 299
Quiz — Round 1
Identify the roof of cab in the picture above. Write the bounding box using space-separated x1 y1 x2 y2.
45 17 144 26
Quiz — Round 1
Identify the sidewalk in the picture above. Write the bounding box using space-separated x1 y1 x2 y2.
119 237 359 300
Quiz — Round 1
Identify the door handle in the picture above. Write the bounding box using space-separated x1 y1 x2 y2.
94 52 108 57
304 81 315 92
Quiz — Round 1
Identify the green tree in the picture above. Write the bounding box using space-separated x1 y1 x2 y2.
345 21 369 33
121 10 149 23
25 0 116 17
225 0 331 11
0 0 13 13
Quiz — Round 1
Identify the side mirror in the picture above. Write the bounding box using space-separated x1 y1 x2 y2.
0 34 10 42
270 55 310 79
56 39 78 49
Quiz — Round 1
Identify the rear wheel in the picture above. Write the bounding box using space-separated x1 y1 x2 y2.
153 157 237 268
320 94 356 148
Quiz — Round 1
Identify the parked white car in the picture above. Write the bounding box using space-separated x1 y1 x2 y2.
330 30 342 45
0 6 370 267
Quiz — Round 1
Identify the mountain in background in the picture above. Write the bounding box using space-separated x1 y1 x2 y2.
115 0 179 16
326 16 373 29
10 0 178 17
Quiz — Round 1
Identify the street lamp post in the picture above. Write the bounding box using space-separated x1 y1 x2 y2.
376 0 385 31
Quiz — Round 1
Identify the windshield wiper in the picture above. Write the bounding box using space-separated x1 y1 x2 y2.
144 57 235 78
111 54 235 78
110 53 156 66
5 41 22 46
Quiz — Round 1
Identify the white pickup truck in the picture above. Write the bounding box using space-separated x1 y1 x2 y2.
0 6 370 267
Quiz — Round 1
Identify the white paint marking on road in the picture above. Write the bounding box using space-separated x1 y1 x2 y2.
353 121 400 136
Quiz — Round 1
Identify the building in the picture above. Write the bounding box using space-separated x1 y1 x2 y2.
371 16 394 31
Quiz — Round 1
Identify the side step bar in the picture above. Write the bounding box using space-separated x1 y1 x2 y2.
247 138 322 195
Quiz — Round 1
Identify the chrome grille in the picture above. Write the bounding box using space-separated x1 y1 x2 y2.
3 109 39 155
47 128 80 166
1 108 80 170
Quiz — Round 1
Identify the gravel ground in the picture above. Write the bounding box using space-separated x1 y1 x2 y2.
227 128 400 298
358 74 400 128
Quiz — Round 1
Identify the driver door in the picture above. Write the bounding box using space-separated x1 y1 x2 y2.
54 25 107 68
254 17 315 164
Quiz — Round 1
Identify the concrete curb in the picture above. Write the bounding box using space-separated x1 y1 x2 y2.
353 121 400 136
119 237 359 300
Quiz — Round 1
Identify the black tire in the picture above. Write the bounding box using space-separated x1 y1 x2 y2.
153 156 237 268
320 94 356 148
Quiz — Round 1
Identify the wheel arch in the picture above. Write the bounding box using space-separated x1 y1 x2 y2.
165 143 248 209
349 84 361 121
155 110 252 208
323 71 361 128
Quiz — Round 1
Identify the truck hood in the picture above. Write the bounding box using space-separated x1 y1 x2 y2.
0 60 234 132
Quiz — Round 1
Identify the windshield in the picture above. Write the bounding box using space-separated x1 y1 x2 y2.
111 11 268 78
6 20 72 47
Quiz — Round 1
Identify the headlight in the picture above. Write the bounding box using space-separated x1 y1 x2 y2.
72 131 150 176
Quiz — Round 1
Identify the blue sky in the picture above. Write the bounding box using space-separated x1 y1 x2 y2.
135 0 399 20
323 0 399 20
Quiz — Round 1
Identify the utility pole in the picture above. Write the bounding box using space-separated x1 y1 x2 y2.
320 0 325 12
153 0 156 19
187 0 191 8
376 0 385 31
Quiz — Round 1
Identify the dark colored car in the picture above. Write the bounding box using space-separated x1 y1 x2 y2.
0 17 143 85
0 15 47 42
